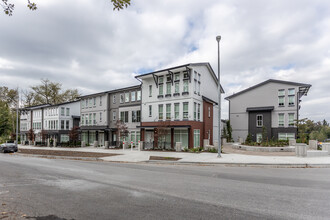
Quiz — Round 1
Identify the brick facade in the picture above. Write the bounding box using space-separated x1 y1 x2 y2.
203 100 213 145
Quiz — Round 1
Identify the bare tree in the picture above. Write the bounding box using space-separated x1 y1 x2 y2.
115 120 128 147
154 121 171 150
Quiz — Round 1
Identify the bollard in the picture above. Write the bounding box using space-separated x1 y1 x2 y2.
81 141 86 147
105 141 109 149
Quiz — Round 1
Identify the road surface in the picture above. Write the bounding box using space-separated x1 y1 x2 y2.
1 154 330 220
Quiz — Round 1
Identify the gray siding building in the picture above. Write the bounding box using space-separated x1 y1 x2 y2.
225 79 311 142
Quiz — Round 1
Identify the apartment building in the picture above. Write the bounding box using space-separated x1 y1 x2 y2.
135 63 224 149
20 101 80 142
225 79 311 142
109 85 141 146
80 85 141 146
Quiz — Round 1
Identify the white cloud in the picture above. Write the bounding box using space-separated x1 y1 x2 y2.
0 0 330 122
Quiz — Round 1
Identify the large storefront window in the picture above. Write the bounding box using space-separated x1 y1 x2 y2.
194 129 200 148
174 129 188 148
158 129 171 149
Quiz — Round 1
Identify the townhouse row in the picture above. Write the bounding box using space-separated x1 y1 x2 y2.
20 63 225 149
20 62 312 147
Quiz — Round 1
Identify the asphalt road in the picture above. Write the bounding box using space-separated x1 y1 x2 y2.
1 154 330 220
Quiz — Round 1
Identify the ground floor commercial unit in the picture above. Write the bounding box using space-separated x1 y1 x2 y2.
139 120 213 150
20 130 76 143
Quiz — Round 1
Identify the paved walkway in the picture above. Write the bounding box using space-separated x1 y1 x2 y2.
16 144 330 166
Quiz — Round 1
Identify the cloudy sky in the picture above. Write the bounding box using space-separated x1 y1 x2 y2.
1 0 329 122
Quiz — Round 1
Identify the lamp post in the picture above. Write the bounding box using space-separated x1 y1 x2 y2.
216 35 222 157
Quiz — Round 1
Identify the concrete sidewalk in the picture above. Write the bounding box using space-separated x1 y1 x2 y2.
17 145 330 166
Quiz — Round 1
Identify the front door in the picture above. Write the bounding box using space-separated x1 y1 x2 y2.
145 130 154 149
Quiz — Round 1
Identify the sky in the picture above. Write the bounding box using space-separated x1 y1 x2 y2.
0 0 329 122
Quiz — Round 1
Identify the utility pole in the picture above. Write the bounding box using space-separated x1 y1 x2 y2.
216 36 222 157
16 88 19 146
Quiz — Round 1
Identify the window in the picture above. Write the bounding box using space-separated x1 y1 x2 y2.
149 105 152 117
183 71 189 79
100 96 102 106
93 113 96 125
288 88 295 106
66 108 70 116
279 133 295 140
159 84 163 96
137 110 141 122
166 74 171 82
198 104 200 121
158 104 163 120
55 120 58 130
89 98 92 107
198 73 201 81
120 94 124 103
208 107 211 118
66 120 69 130
125 92 130 102
198 82 200 94
85 99 88 108
137 91 141 101
183 80 189 93
113 95 116 104
194 71 197 79
113 111 116 121
61 120 65 130
131 91 136 102
149 85 152 97
278 89 285 106
61 107 65 116
81 100 85 109
166 83 171 95
174 103 179 120
166 104 171 120
278 113 284 127
256 115 263 127
132 111 137 122
100 112 102 122
81 115 84 125
89 113 92 125
93 97 96 106
289 113 295 127
159 76 164 84
174 73 180 81
183 102 188 119
194 129 200 148
194 79 197 93
256 133 262 143
85 114 88 125
194 103 197 120
120 111 128 123
175 82 179 93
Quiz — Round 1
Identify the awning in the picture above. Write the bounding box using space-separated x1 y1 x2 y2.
246 106 274 112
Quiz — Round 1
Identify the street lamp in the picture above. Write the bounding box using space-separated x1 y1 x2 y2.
216 35 221 157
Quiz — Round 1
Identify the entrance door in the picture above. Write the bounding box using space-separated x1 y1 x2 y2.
145 130 154 149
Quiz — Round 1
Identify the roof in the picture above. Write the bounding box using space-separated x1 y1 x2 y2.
135 62 225 93
21 100 80 111
225 79 312 100
246 106 274 112
79 84 141 99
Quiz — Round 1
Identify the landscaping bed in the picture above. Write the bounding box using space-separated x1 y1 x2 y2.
149 156 181 161
18 149 119 158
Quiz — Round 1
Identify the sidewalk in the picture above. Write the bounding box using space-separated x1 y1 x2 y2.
17 145 330 167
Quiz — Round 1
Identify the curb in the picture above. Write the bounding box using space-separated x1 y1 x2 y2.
13 153 103 162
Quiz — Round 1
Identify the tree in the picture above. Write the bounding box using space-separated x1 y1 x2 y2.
226 120 232 142
1 0 131 16
0 100 12 137
27 128 35 141
115 120 128 147
323 119 329 127
155 121 170 150
69 126 79 143
40 129 48 143
23 79 81 106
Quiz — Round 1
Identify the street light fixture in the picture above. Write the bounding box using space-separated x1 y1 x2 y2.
216 35 221 157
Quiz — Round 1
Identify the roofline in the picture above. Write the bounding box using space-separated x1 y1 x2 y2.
135 62 225 93
225 79 311 100
79 84 141 99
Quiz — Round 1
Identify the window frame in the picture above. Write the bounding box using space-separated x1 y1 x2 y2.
256 115 263 127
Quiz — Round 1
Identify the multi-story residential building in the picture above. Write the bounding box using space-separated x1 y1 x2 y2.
135 63 224 149
80 85 141 146
80 92 109 146
43 101 80 142
20 101 80 143
225 79 311 142
20 104 50 142
109 85 141 147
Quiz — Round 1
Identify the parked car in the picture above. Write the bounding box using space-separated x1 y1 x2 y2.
0 143 18 153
